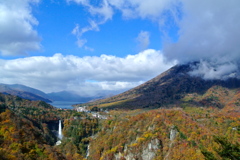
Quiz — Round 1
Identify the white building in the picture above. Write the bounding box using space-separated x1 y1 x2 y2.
76 106 89 112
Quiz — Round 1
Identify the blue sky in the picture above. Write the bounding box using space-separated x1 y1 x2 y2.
0 0 240 96
31 0 172 57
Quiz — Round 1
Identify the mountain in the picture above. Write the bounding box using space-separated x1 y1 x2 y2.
47 91 93 102
0 83 52 102
80 62 240 109
0 83 98 103
1 82 239 160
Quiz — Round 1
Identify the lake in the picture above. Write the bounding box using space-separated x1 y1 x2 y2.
48 101 82 109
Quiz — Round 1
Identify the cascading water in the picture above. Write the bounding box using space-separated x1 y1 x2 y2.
56 120 63 145
58 120 63 140
86 144 90 158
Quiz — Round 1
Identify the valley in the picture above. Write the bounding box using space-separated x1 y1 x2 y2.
0 63 239 160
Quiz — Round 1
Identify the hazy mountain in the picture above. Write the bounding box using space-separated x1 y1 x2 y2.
81 62 240 109
47 91 94 102
8 84 49 98
0 83 52 102
0 83 100 103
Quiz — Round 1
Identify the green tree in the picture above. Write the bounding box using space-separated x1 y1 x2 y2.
214 136 240 160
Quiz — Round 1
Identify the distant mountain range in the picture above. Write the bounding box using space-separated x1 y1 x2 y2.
80 62 240 109
0 83 95 103
47 91 93 102
0 83 52 102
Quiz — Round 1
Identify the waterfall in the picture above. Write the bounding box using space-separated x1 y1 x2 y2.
86 144 90 158
56 120 63 145
58 120 63 140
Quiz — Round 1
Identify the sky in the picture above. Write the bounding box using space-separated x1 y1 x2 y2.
0 0 240 96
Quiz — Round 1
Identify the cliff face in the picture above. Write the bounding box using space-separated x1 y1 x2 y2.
82 63 240 109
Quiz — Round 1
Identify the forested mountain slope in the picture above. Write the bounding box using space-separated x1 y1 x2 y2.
0 88 239 160
0 94 87 159
88 106 240 160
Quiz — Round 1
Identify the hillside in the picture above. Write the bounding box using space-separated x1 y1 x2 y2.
88 107 240 160
0 93 89 159
0 109 69 160
0 84 52 102
0 85 239 160
0 94 65 159
79 62 240 109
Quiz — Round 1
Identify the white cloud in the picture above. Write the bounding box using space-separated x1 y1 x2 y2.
68 0 113 22
189 60 240 80
68 0 113 49
0 0 41 56
163 0 240 79
88 0 113 22
0 49 175 96
71 22 99 49
136 31 150 51
108 0 178 20
165 0 240 63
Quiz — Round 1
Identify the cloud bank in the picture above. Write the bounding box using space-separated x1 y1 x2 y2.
166 0 240 80
189 60 240 80
0 0 41 56
0 49 175 96
165 0 240 63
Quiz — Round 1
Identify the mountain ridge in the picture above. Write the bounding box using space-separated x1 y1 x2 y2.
0 83 52 102
47 90 93 102
79 62 240 109
0 83 98 103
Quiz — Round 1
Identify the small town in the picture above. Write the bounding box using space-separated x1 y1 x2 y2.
74 106 108 119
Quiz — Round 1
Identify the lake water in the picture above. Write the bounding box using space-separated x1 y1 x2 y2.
48 101 82 109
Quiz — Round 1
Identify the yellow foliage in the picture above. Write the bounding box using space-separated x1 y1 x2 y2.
129 143 138 147
137 137 145 142
143 132 154 139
